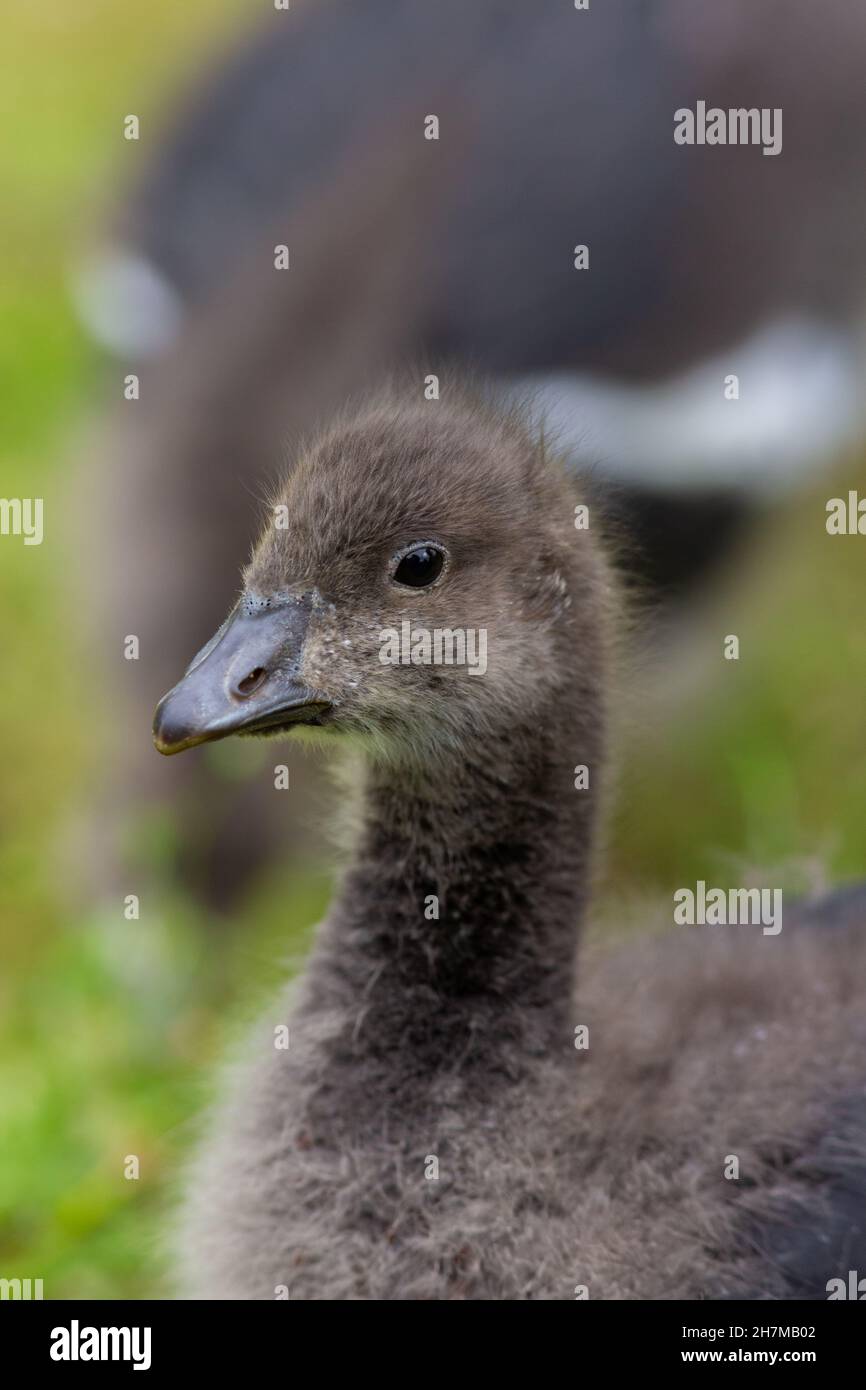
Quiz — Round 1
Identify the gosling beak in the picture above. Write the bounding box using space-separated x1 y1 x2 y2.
153 593 331 755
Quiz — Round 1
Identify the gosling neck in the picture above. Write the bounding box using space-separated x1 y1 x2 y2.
308 667 604 1069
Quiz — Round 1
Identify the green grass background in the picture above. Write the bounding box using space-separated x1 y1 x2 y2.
1 1 864 1298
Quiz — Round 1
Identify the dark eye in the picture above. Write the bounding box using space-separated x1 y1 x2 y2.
392 544 445 588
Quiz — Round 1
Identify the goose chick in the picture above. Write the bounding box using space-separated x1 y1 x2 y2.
154 388 866 1300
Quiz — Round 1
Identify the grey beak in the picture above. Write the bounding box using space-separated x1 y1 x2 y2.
153 594 330 755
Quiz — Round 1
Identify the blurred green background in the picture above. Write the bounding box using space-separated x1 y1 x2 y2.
1 0 864 1298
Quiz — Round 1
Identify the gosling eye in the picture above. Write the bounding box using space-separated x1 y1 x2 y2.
391 544 446 589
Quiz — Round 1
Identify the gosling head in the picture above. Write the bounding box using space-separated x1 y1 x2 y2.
153 390 608 766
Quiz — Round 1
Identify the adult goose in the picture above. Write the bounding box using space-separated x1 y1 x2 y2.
86 0 866 908
154 388 866 1299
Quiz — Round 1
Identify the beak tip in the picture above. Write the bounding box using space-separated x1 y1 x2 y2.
152 693 189 755
151 598 323 755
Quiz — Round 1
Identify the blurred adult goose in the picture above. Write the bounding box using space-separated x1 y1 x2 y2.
82 0 866 908
154 389 866 1299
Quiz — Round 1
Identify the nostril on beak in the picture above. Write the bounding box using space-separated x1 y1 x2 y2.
234 666 267 698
